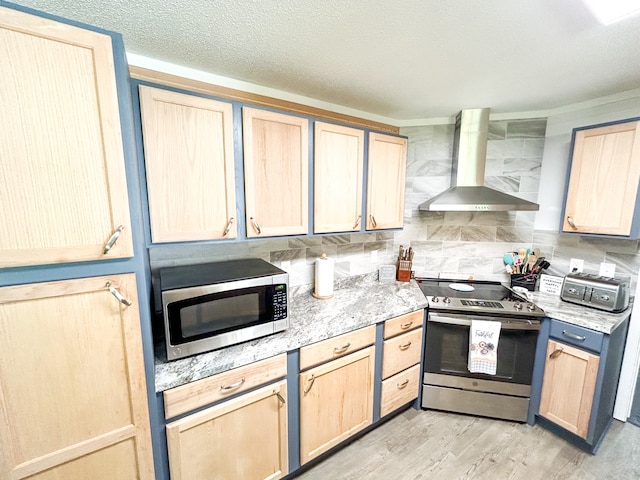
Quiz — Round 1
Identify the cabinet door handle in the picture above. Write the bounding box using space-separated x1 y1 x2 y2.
566 216 578 230
303 374 315 395
562 330 586 342
399 341 412 350
220 378 245 391
106 281 132 306
352 215 361 230
400 321 413 330
369 215 377 228
549 347 564 359
250 217 261 235
274 390 286 405
397 379 410 389
223 217 235 236
333 343 351 354
103 225 124 254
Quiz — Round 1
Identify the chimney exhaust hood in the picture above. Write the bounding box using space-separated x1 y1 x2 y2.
418 108 539 212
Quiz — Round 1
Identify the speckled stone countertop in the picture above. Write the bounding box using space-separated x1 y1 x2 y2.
154 274 428 392
527 291 631 334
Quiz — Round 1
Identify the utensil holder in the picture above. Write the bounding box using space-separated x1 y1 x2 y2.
397 260 412 282
510 273 537 291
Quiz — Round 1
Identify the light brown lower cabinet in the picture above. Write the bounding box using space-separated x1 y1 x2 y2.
166 380 288 480
539 340 600 439
380 364 422 418
299 346 375 464
0 274 154 480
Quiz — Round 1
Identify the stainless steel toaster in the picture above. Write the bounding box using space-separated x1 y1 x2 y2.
560 273 630 313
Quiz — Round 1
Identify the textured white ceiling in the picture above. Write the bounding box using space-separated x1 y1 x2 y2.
9 0 640 122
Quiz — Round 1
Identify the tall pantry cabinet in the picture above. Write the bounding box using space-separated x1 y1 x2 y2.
0 4 156 480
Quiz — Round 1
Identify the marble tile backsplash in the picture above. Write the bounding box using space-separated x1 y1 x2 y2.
149 118 640 291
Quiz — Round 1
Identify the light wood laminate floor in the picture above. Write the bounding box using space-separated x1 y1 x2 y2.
296 409 640 480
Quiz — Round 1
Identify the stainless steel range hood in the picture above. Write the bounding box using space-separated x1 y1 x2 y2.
418 108 539 212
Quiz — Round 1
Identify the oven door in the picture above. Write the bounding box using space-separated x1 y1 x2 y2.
424 312 539 386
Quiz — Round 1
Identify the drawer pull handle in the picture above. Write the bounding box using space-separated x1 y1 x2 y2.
370 215 377 228
223 217 235 236
250 217 261 235
566 216 578 230
399 342 412 350
400 321 413 330
562 330 586 341
220 378 245 391
352 215 361 230
103 225 124 254
303 374 315 395
334 343 351 354
274 390 286 405
397 379 410 389
550 347 564 359
106 281 132 307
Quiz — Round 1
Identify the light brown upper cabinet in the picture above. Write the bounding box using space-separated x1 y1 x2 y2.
138 86 237 243
562 119 640 236
0 274 155 479
366 133 408 230
243 107 309 237
314 122 365 233
0 7 133 267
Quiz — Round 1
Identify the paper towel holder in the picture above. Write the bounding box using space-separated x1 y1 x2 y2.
312 253 334 300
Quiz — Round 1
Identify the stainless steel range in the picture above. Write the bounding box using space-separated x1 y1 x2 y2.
418 278 544 422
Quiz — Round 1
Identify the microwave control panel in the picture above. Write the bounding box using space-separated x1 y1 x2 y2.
273 284 288 320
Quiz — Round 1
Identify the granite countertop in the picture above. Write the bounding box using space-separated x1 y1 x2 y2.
527 291 631 334
154 274 428 392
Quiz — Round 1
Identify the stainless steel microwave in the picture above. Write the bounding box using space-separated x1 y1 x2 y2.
158 258 289 361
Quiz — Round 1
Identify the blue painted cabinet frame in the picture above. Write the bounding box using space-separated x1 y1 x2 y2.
560 116 640 239
528 316 630 453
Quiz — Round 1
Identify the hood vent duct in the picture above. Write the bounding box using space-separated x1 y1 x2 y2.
418 108 539 212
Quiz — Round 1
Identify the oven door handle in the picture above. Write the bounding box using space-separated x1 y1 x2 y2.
428 313 540 331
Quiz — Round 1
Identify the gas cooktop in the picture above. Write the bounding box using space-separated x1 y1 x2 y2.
416 278 545 318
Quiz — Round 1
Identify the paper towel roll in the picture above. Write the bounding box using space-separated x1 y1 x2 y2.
313 253 334 299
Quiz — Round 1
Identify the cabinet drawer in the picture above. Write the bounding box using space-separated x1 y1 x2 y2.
383 310 423 339
163 353 287 419
380 364 421 417
299 325 376 370
381 327 423 379
549 321 603 353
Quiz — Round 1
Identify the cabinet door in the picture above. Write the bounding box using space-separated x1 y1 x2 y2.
299 346 375 464
366 133 407 230
0 7 133 267
0 274 154 480
243 107 309 237
539 340 600 439
139 85 237 243
314 122 364 233
166 380 288 480
563 120 640 236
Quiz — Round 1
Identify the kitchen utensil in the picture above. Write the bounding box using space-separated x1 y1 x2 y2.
525 254 537 274
503 253 515 266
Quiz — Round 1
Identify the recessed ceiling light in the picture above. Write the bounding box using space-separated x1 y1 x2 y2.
583 0 640 25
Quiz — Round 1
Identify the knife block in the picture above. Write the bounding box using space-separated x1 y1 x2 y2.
397 260 412 282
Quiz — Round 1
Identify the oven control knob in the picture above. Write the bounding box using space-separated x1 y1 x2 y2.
513 302 523 310
527 303 536 312
443 297 451 304
431 296 439 302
